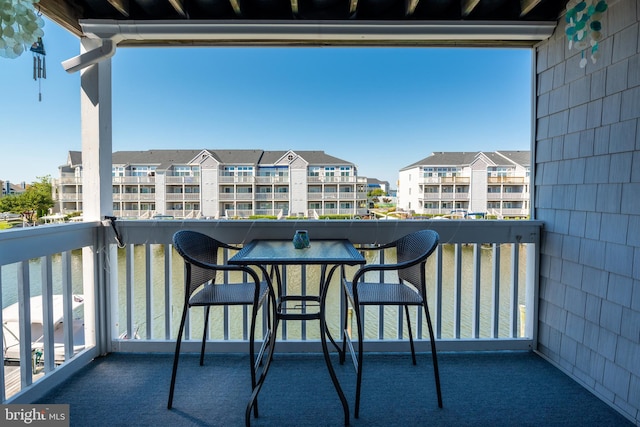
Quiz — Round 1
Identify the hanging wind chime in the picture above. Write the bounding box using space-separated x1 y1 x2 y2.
565 0 608 68
30 36 46 101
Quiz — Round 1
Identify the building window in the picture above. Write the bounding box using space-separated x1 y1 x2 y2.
324 167 335 177
339 166 351 177
258 167 288 177
308 167 321 177
112 167 125 177
488 166 513 177
174 166 194 177
131 166 156 177
236 166 254 176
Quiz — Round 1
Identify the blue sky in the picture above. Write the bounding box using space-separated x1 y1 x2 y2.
1 18 532 188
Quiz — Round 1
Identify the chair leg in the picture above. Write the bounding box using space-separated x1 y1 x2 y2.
340 285 350 365
404 305 417 365
354 305 364 419
168 306 189 409
200 306 211 366
249 304 260 418
423 302 443 408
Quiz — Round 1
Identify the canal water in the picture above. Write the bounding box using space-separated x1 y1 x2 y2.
1 244 528 342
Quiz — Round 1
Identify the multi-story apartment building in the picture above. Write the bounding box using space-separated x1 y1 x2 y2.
1 180 27 197
54 149 369 219
397 151 530 219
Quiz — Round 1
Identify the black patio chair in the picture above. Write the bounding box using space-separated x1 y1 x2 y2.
168 230 273 415
342 229 442 418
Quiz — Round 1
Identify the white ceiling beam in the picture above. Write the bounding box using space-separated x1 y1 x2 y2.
62 39 115 73
78 19 557 45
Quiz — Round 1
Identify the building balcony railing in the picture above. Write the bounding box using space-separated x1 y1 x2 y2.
487 176 527 184
112 176 156 184
254 193 274 200
113 193 156 201
58 193 83 201
58 177 82 185
255 176 289 184
420 176 471 184
218 175 255 184
0 219 541 403
161 209 201 219
164 176 199 184
487 192 529 201
307 176 358 183
219 193 254 201
165 193 200 201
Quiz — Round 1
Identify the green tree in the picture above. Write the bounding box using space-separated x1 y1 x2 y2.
0 176 54 224
367 188 386 197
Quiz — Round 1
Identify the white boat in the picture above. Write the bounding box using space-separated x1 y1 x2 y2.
2 295 85 366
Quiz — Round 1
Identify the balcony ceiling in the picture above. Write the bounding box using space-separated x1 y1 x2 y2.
40 0 569 47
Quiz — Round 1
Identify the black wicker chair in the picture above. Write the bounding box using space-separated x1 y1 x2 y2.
342 229 442 418
168 230 273 415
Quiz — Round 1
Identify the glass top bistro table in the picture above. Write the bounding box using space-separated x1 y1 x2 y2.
229 239 365 426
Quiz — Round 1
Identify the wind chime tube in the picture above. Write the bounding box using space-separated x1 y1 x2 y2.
42 57 46 79
33 56 37 80
37 56 42 78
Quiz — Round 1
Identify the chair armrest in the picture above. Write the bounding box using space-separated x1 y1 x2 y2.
351 257 425 283
356 241 396 252
218 241 243 252
188 257 263 283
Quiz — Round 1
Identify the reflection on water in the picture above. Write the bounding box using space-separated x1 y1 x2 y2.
1 252 85 309
115 243 527 341
0 244 527 343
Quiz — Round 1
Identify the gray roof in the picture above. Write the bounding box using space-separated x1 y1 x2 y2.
67 149 355 170
208 149 265 165
257 150 352 165
401 150 530 170
402 152 480 170
112 150 202 170
69 151 82 167
492 151 531 167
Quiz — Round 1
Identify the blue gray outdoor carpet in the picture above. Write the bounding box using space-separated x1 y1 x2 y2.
37 351 631 426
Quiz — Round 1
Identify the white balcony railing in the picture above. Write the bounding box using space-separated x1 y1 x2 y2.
0 219 541 403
